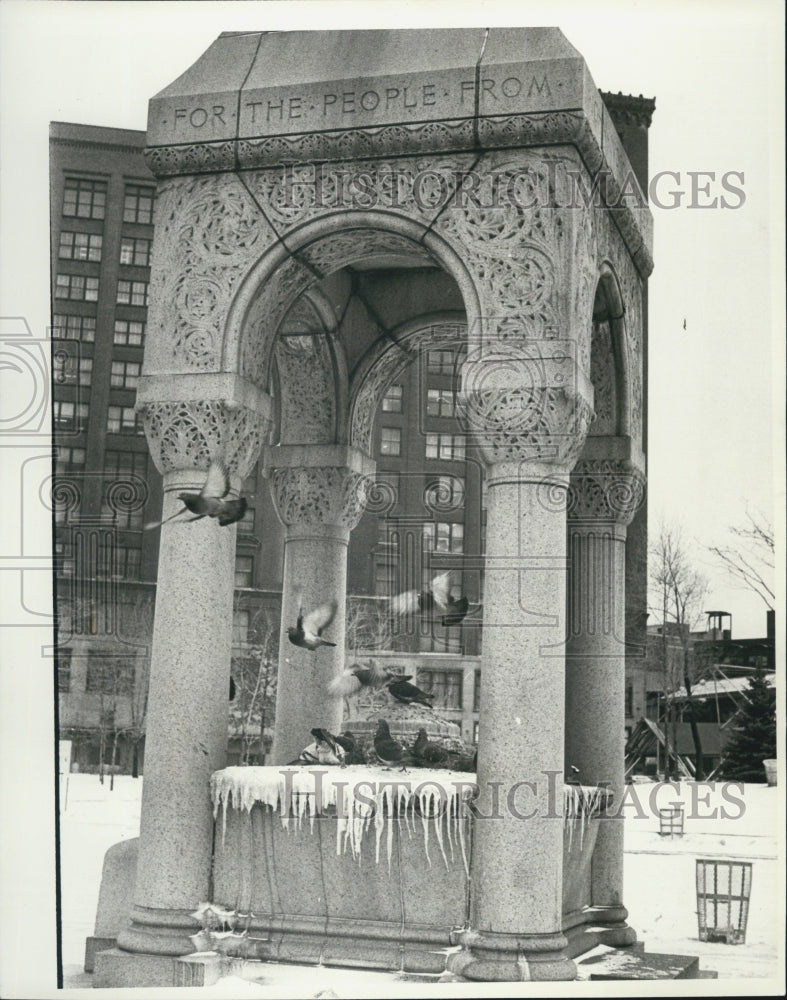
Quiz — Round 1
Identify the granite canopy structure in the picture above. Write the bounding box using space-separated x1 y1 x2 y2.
95 27 652 985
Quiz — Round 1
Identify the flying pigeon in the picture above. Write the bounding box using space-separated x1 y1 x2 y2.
386 676 434 708
411 728 448 767
389 571 471 627
144 459 246 530
329 660 395 698
288 599 338 650
373 719 413 770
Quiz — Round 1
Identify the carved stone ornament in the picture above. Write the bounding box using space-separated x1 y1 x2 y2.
140 400 270 480
568 459 646 525
269 466 372 530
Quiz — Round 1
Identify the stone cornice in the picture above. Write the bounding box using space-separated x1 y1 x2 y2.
144 109 653 277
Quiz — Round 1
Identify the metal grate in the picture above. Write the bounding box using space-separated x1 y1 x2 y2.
696 859 753 944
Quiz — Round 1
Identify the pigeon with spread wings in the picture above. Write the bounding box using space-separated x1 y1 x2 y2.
288 598 338 650
144 460 247 530
329 660 395 699
388 571 472 627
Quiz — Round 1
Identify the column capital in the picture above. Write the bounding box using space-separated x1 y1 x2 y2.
264 445 376 531
568 459 646 527
459 340 594 473
137 376 272 482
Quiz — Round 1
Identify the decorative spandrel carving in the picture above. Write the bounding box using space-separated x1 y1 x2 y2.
274 332 336 444
140 400 269 480
568 460 646 526
269 466 372 531
589 319 617 436
298 230 433 276
146 174 274 373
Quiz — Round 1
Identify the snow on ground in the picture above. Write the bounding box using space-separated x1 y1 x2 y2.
57 774 785 995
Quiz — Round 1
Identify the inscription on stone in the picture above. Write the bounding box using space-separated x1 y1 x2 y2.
167 74 552 133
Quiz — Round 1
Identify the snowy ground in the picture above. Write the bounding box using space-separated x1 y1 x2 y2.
56 774 785 997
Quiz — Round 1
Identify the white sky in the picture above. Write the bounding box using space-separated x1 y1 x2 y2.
0 0 784 643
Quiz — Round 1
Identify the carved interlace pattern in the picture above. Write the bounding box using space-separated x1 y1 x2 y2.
147 175 270 372
274 333 336 443
568 460 646 525
140 400 269 479
269 467 372 530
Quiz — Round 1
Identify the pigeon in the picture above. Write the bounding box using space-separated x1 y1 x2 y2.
389 571 471 627
310 728 346 765
447 749 477 773
373 719 413 770
335 730 366 765
411 728 448 767
288 599 338 650
329 661 395 698
386 676 434 708
144 459 246 530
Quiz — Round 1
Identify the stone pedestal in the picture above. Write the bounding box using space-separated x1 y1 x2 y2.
266 445 375 765
564 457 644 945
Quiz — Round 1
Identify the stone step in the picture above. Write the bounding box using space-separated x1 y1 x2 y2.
578 948 711 980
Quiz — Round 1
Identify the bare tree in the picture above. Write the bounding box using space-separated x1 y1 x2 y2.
707 507 774 609
229 608 278 765
649 524 709 779
119 592 155 778
345 595 393 656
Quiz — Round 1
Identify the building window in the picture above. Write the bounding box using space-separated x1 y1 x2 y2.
52 314 96 342
380 426 402 456
423 521 464 553
54 540 75 578
418 669 462 709
381 384 403 412
104 450 148 479
107 406 141 434
425 432 465 461
57 649 72 692
55 274 99 301
110 360 141 390
427 349 459 376
235 555 254 588
473 721 479 744
119 236 152 266
101 481 144 528
426 388 454 417
625 684 634 718
59 231 103 262
53 354 92 388
116 280 149 307
53 480 80 524
85 654 135 695
53 400 89 431
113 319 145 347
374 562 394 596
232 609 250 646
63 177 107 219
237 507 255 533
425 475 465 509
112 546 141 580
123 183 155 224
473 670 481 712
55 446 86 474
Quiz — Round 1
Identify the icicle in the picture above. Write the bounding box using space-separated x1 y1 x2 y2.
433 792 449 870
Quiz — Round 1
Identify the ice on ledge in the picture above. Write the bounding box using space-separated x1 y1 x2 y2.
211 765 607 875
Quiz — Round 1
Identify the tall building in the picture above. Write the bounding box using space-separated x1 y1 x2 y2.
51 92 653 767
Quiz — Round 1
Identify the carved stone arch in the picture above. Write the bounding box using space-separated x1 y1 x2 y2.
588 262 629 439
222 210 484 427
271 287 350 446
348 310 467 453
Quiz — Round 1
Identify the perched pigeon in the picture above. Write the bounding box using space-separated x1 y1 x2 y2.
288 600 338 650
386 676 434 708
411 728 448 767
373 719 413 770
329 661 395 698
334 730 366 765
447 749 477 773
144 460 246 530
310 728 346 766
